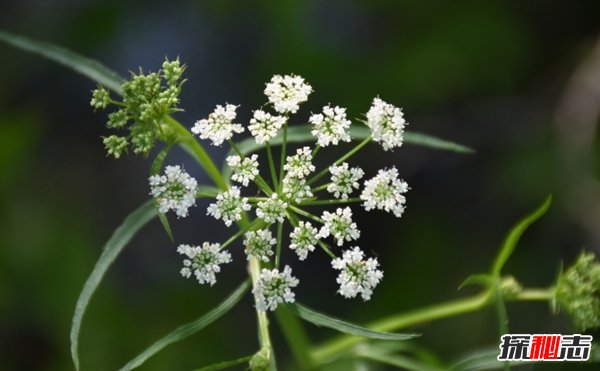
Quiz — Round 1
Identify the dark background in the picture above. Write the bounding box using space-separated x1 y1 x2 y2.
1 1 600 370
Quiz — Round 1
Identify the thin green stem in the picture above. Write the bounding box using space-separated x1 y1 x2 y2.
266 142 279 189
289 205 324 224
279 123 288 189
312 144 321 157
220 220 260 250
308 136 372 186
317 241 336 259
300 197 362 206
196 192 217 198
312 183 331 193
275 221 283 268
164 116 227 190
311 291 490 362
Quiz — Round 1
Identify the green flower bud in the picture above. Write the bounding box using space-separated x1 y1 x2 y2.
499 276 523 299
556 252 600 331
107 110 128 129
90 86 110 109
103 135 128 158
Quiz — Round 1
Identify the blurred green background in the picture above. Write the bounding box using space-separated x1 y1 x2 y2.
1 0 600 370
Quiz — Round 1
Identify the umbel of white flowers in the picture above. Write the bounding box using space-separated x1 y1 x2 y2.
149 74 409 311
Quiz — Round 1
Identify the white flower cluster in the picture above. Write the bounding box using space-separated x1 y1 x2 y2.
253 265 299 311
177 242 232 286
227 154 259 187
360 167 408 218
290 221 319 260
149 165 198 218
309 105 352 147
168 74 413 306
244 229 276 262
256 194 288 224
282 176 313 203
264 75 312 114
332 247 383 301
207 186 250 226
249 110 287 144
192 104 244 146
284 147 315 178
366 97 407 151
327 163 364 199
317 207 361 246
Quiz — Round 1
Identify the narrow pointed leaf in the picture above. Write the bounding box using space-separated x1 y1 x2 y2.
70 201 157 370
120 281 250 370
491 195 552 276
193 355 253 371
0 30 124 93
228 124 473 160
449 347 524 370
458 274 494 290
288 303 418 341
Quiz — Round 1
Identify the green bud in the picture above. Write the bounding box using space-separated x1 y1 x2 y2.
131 132 155 155
162 57 184 86
103 135 128 158
90 86 111 109
107 110 128 129
556 252 600 331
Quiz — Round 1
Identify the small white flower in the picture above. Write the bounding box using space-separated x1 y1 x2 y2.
244 229 276 262
366 97 407 151
192 104 244 146
317 207 360 246
360 167 408 218
248 110 287 144
256 194 288 224
282 176 313 204
227 154 259 187
207 186 251 226
284 147 315 178
327 163 364 199
290 221 319 260
331 247 383 301
177 242 232 286
309 105 352 147
253 265 299 311
149 165 198 218
264 74 312 114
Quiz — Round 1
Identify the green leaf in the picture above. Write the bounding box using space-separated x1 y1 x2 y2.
228 125 473 159
193 355 253 371
0 30 124 93
458 274 494 290
120 281 250 371
70 201 157 371
288 303 418 341
491 195 552 277
449 347 523 370
150 144 173 176
157 213 174 242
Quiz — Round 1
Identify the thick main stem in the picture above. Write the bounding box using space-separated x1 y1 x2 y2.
249 256 272 351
